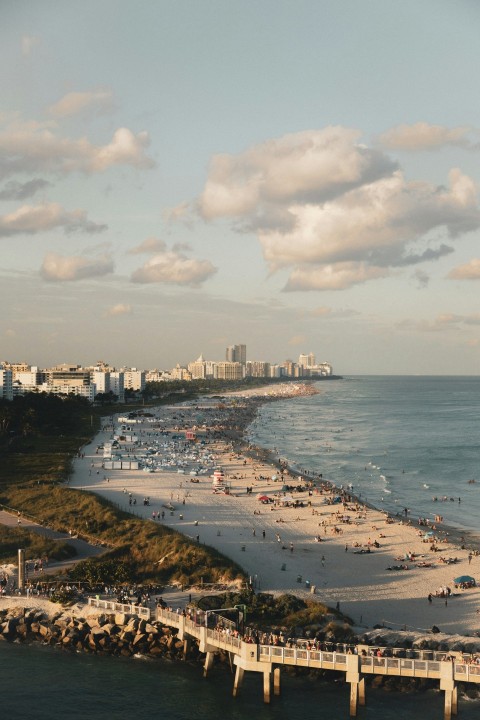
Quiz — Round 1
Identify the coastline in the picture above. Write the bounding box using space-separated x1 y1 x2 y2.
63 382 480 636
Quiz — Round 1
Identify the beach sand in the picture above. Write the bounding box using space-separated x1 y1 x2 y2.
68 386 480 636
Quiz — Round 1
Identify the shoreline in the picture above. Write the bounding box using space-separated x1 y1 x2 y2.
64 383 480 636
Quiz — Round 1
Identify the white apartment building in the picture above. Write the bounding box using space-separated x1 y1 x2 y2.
214 362 245 380
110 372 125 403
37 383 96 402
91 370 110 394
246 361 271 378
298 353 316 368
122 368 146 392
0 369 13 400
188 354 207 379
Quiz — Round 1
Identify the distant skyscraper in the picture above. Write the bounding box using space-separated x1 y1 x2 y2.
226 344 246 364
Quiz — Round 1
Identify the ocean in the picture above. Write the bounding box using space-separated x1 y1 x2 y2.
0 640 473 720
246 376 480 535
1 376 479 719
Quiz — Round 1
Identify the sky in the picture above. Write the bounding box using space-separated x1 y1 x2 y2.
1 0 480 375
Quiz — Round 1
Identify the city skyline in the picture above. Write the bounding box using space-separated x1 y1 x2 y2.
2 2 480 375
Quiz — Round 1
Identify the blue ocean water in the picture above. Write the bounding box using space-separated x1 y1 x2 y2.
246 376 480 535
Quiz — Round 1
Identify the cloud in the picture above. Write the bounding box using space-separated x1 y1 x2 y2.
285 263 388 291
163 201 193 226
40 252 114 281
310 306 359 318
21 35 40 57
198 126 397 224
128 236 166 254
259 169 480 271
448 258 480 280
131 247 217 287
106 303 132 316
379 122 474 151
196 128 480 291
0 119 154 178
412 270 430 289
49 89 115 118
0 178 51 201
0 202 107 237
288 334 306 347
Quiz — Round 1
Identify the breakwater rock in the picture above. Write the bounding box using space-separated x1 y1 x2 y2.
0 606 200 661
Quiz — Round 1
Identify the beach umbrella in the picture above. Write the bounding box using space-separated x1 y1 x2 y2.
453 575 475 584
257 494 270 502
271 474 278 481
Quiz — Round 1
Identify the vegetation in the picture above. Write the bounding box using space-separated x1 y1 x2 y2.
0 525 77 563
196 591 355 640
0 394 246 586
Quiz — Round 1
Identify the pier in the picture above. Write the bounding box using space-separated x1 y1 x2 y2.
87 599 480 719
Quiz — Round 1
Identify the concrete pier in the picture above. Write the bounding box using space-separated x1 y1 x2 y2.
150 606 480 718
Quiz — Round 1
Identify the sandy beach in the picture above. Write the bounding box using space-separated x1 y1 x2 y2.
68 384 480 636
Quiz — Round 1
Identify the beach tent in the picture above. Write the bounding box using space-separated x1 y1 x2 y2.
453 575 476 585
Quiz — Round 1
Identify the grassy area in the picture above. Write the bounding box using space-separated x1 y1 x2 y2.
0 395 246 586
0 525 77 563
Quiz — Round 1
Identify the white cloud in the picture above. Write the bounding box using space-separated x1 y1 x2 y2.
0 203 106 237
288 334 306 347
285 263 387 291
199 127 397 223
131 247 216 287
40 252 114 281
21 35 40 57
128 237 166 254
379 122 474 151
448 258 480 280
195 128 480 291
106 303 132 316
0 119 154 178
49 89 115 118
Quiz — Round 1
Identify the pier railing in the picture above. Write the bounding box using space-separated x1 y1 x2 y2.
87 597 151 618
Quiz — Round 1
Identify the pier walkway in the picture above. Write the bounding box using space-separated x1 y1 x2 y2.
87 598 480 719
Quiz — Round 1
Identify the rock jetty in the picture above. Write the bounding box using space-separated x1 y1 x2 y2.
0 606 199 661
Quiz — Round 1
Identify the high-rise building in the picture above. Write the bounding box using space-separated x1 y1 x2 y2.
299 353 316 368
226 344 246 364
214 362 245 380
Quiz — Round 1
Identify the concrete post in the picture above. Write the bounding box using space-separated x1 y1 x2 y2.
273 666 281 696
203 650 215 677
452 686 458 716
233 666 244 697
263 669 271 703
440 661 457 720
183 637 191 660
350 682 358 717
18 549 26 592
358 677 366 706
345 653 363 717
